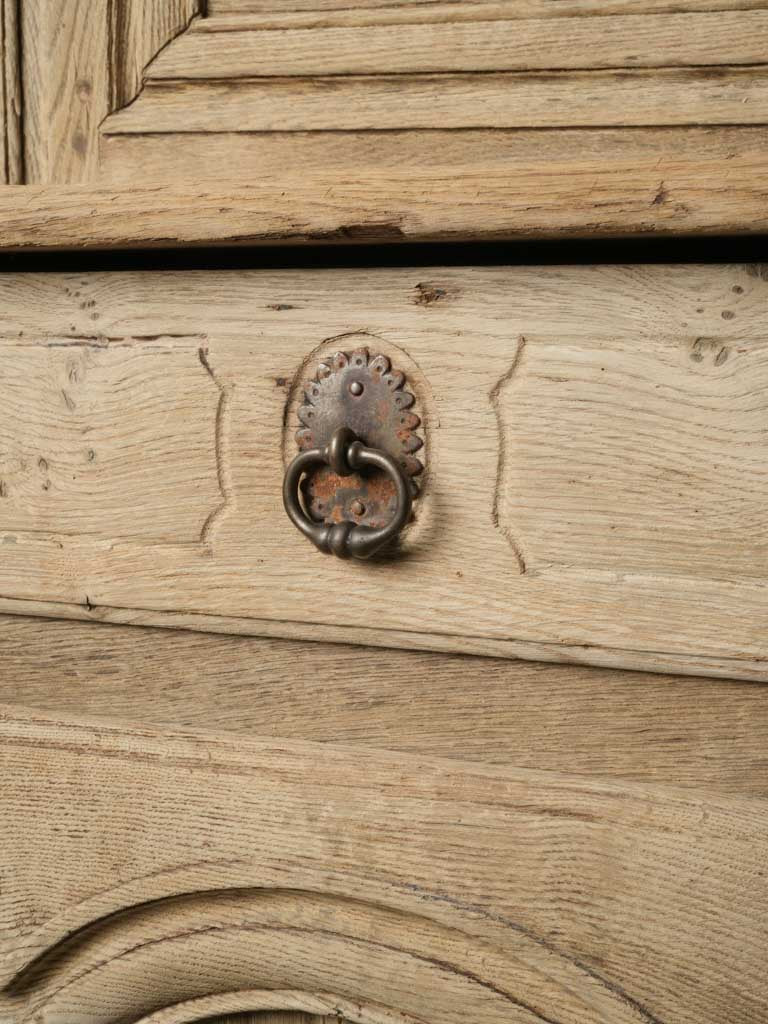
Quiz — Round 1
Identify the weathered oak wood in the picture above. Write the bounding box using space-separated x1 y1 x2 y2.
208 0 768 19
4 704 768 1024
19 0 201 183
6 145 768 248
108 68 768 133
21 0 112 183
0 0 21 183
153 11 768 76
0 266 767 679
140 1001 360 1023
5 614 768 796
109 0 201 111
14 0 768 235
1 705 767 1022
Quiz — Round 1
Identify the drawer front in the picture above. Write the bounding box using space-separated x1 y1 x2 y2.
2 704 767 1024
5 612 768 798
0 264 767 679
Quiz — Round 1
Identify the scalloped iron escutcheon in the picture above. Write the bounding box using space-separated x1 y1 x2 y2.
296 348 423 531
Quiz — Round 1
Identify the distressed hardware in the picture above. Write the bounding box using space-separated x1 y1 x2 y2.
283 349 423 559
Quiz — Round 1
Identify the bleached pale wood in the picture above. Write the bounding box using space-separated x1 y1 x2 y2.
0 266 767 680
8 140 768 249
16 0 768 214
5 614 768 795
101 125 737 187
20 0 201 183
109 0 200 110
0 0 21 183
208 0 768 19
153 11 768 76
4 596 768 681
108 67 768 133
15 0 768 206
21 0 112 182
141 999 368 1023
93 126 768 210
1 705 767 1023
0 337 221 542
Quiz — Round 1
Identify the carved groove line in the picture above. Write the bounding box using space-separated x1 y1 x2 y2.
5 880 664 1024
133 988 425 1024
1 334 224 554
16 923 562 1024
198 345 235 548
490 334 527 574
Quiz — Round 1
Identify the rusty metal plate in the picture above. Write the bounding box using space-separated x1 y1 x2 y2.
295 348 423 530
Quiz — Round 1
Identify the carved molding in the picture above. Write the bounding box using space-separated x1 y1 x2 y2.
19 0 203 183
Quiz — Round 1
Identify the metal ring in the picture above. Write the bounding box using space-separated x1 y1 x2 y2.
283 426 412 559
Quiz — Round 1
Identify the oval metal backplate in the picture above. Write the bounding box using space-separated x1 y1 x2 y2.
295 348 424 530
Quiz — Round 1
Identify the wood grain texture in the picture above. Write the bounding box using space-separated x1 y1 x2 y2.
103 125 763 187
153 10 768 76
0 0 21 183
208 0 768 19
0 337 221 542
109 0 201 110
0 266 767 680
15 0 768 226
21 0 112 183
107 67 768 133
20 0 202 183
7 141 768 248
1 704 767 1022
5 613 768 796
139 1002 357 1024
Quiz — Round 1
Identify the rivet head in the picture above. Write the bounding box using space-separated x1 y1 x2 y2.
350 499 366 517
349 380 364 396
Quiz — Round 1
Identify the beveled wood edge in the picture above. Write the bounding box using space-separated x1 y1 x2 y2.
0 598 765 682
0 169 766 250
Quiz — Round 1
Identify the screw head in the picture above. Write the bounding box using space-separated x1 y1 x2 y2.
349 380 364 396
350 499 366 517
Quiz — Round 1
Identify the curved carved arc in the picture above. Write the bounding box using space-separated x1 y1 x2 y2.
489 334 528 574
14 923 536 1024
4 884 655 1024
133 989 426 1024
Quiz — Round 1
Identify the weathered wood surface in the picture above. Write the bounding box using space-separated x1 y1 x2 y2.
97 125 768 198
108 67 768 133
5 614 768 796
140 1003 354 1023
152 10 768 75
20 0 112 183
2 704 767 1023
109 0 201 111
0 266 767 679
5 145 768 248
12 0 768 252
207 0 768 21
0 0 21 183
19 0 200 183
95 0 768 191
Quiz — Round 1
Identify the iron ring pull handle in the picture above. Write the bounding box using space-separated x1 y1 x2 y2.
283 426 412 559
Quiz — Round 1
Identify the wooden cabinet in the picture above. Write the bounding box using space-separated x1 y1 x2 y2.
3 702 768 1024
3 260 768 1022
2 4 768 1023
2 264 768 680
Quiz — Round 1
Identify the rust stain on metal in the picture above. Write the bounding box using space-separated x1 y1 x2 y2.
295 348 423 530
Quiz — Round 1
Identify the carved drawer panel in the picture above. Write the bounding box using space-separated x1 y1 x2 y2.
0 264 767 679
2 704 767 1024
